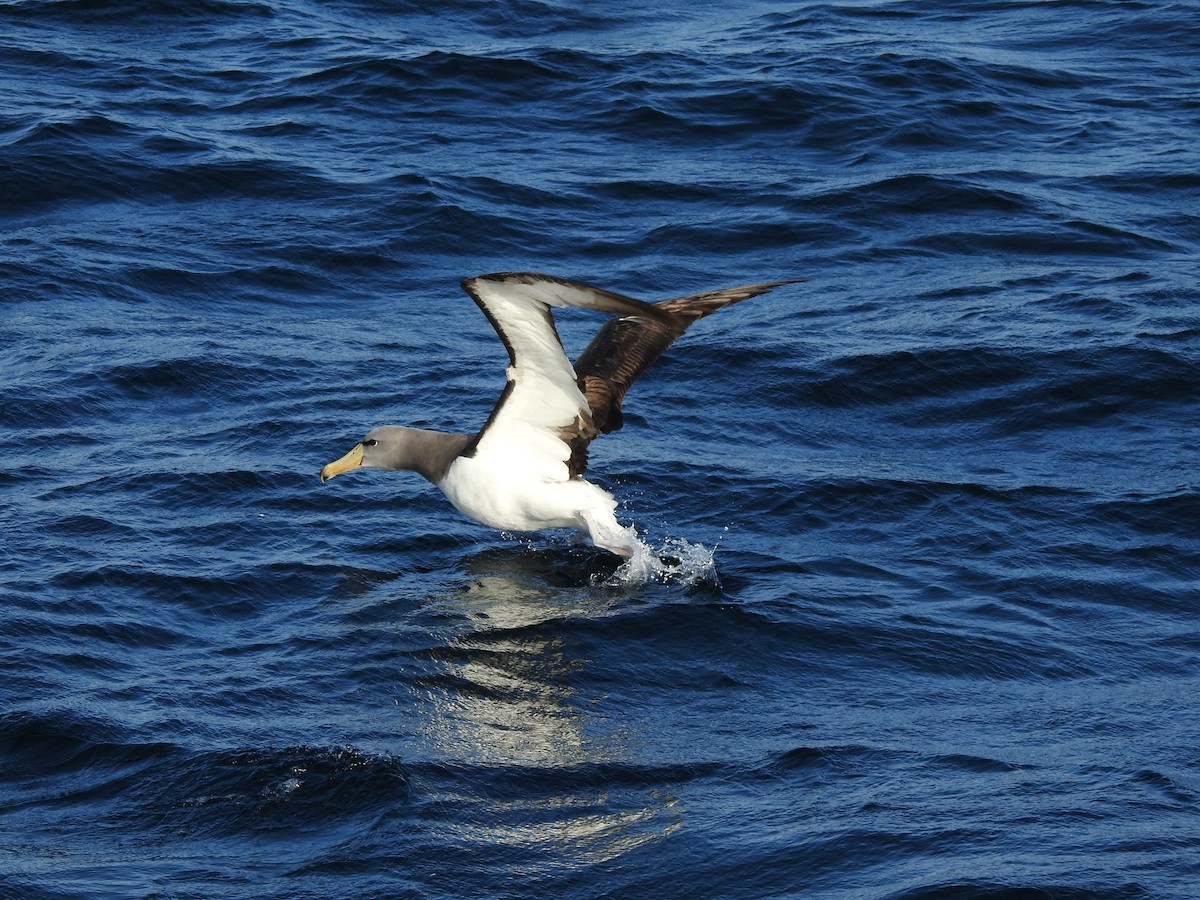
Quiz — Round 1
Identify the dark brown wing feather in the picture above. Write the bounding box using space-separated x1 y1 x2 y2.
573 279 804 437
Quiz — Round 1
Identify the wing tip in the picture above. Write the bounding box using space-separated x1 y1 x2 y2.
463 271 551 290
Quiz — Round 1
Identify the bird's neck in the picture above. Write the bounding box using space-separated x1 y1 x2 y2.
375 426 472 484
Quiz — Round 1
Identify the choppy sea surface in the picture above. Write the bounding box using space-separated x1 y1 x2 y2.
3 1 1199 897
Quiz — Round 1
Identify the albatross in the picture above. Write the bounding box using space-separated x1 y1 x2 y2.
320 272 801 557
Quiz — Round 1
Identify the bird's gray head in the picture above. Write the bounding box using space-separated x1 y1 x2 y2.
319 426 408 482
319 425 468 485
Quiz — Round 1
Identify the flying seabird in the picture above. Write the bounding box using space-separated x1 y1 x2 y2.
320 272 802 556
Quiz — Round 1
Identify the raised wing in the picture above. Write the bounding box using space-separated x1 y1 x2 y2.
458 272 673 479
573 278 804 434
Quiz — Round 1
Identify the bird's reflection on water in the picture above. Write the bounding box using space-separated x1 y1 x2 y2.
417 544 629 767
411 544 682 864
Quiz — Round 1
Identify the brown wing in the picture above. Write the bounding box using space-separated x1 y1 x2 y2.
456 273 675 478
573 278 804 436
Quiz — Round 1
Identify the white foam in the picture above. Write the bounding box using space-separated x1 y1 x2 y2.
599 528 722 588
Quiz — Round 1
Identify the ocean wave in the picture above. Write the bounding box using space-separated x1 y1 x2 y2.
0 121 346 229
763 341 1198 434
149 744 411 838
3 0 1198 895
0 0 274 24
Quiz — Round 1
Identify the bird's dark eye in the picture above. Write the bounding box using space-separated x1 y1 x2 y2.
363 439 378 447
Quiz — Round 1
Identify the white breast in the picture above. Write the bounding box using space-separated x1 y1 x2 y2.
440 453 617 533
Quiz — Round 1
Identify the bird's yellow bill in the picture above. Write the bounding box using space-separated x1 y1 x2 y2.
320 443 364 482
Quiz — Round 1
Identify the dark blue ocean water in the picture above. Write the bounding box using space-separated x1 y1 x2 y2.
3 1 1199 897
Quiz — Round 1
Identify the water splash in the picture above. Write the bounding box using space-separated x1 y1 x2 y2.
599 529 722 588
